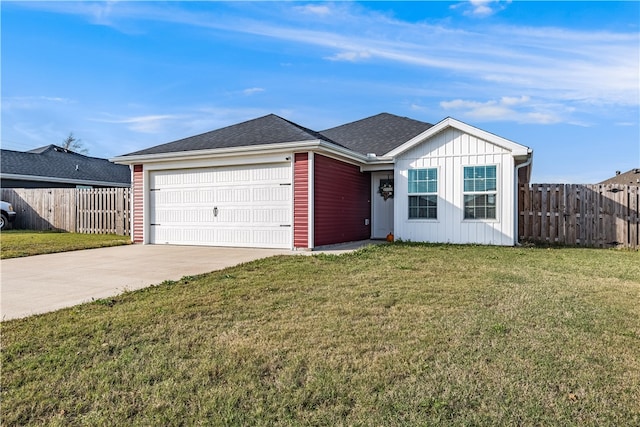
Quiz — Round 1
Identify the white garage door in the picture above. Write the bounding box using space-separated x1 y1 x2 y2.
149 163 292 248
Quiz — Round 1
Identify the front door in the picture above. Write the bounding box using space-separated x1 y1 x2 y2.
371 171 394 239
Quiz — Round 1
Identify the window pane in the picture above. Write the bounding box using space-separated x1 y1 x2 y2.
408 195 437 219
464 193 496 219
464 166 497 194
464 179 474 192
464 168 474 179
408 168 437 195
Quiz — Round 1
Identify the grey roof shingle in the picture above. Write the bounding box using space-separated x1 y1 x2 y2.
123 114 339 156
599 168 640 185
1 145 130 185
320 113 433 156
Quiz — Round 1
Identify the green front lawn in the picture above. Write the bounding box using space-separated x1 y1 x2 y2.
2 243 639 425
0 230 130 259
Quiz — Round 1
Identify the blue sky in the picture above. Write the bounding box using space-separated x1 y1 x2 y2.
2 1 639 183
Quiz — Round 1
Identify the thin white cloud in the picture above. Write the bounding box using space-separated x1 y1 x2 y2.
243 87 265 96
325 51 371 62
2 96 74 110
295 4 332 16
193 9 637 110
440 96 567 124
13 1 639 123
93 114 182 133
500 96 530 106
451 1 511 18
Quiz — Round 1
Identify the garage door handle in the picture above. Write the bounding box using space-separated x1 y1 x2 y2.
214 207 218 217
280 224 291 227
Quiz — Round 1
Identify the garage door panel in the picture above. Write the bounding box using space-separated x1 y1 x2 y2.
153 190 182 204
254 186 289 202
253 208 289 224
254 229 290 246
149 163 291 248
156 210 183 223
200 190 215 203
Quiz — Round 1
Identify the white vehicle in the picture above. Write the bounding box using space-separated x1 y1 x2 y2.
1 200 16 230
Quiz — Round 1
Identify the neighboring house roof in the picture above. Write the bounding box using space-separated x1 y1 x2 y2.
1 145 131 187
599 168 640 185
123 114 340 157
320 113 433 156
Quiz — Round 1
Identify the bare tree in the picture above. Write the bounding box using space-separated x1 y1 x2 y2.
62 132 88 154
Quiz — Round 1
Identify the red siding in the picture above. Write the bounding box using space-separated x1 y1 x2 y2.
132 164 144 243
314 154 370 246
293 153 309 248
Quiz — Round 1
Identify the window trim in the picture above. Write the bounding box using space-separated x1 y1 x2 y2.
407 167 439 221
462 164 499 222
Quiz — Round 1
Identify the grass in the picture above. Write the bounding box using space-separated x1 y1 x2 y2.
0 230 130 259
1 243 639 426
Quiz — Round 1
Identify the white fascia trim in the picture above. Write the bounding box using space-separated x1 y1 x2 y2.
111 140 370 166
385 117 531 158
0 173 130 188
360 158 395 172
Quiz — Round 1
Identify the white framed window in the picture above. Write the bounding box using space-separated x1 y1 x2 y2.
408 168 437 219
463 165 497 220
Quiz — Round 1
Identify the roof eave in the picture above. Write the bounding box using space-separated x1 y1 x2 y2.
0 173 130 187
360 157 395 171
111 139 371 165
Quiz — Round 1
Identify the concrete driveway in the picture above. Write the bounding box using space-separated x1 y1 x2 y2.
1 245 290 321
1 240 381 321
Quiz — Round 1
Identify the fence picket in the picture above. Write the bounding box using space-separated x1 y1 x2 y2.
1 187 130 236
519 184 638 249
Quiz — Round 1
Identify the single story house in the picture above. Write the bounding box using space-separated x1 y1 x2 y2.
599 168 640 186
1 145 131 188
112 113 532 249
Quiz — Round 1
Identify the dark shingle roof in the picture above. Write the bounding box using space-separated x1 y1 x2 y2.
599 168 640 185
320 113 433 156
124 114 338 156
1 145 130 185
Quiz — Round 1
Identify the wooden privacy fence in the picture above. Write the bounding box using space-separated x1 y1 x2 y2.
1 188 131 235
519 184 639 249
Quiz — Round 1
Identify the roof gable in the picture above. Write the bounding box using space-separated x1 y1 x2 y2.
123 114 337 157
385 117 531 158
1 145 130 185
320 113 433 156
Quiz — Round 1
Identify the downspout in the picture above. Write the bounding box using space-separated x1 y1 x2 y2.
514 152 533 246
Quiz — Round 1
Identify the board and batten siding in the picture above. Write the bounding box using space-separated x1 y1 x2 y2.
394 128 516 246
